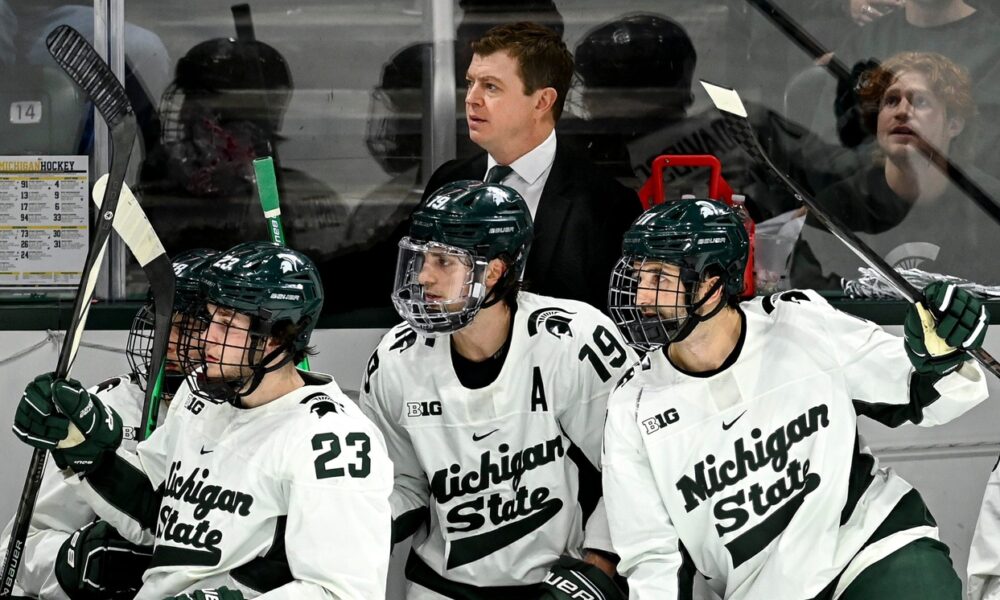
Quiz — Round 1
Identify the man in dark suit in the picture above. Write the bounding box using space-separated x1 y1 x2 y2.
422 21 641 312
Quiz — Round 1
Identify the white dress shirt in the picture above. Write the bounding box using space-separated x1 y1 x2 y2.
484 129 557 219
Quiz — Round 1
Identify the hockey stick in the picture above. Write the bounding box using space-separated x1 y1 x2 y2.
744 0 1000 227
254 156 311 371
744 0 851 81
236 3 310 371
92 176 174 442
2 26 137 595
701 80 1000 379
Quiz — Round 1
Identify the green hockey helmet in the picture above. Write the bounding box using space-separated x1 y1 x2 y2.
609 198 749 349
183 241 324 404
393 180 533 335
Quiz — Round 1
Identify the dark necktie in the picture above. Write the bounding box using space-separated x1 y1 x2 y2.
484 165 513 184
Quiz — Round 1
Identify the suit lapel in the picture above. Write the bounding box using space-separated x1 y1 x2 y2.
529 143 575 280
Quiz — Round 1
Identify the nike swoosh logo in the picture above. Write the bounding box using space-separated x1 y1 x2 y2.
722 411 747 431
199 446 213 455
472 429 499 442
446 497 563 569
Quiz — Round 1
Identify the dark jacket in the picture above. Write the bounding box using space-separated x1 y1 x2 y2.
423 141 642 312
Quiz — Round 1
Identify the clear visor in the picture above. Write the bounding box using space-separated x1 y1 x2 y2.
391 237 489 336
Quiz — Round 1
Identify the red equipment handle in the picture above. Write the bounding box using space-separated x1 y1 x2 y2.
638 154 734 209
636 153 755 296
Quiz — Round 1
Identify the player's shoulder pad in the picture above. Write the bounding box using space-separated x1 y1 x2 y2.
752 289 878 331
379 322 436 356
298 391 350 420
91 375 127 396
613 353 652 393
752 288 830 317
295 389 375 430
612 353 653 393
519 292 609 343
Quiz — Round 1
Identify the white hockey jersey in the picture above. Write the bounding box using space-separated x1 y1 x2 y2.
67 371 393 600
0 373 159 600
360 292 634 598
603 290 988 600
968 457 1000 600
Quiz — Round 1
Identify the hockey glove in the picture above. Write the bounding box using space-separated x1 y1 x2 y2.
55 520 152 600
13 373 71 450
163 587 245 600
538 556 626 600
905 282 989 377
13 374 123 472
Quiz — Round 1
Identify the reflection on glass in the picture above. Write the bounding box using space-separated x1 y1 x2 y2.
136 16 345 302
794 51 1000 289
3 1 997 309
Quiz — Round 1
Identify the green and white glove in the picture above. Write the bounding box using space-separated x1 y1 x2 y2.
55 520 152 600
163 587 244 600
904 282 989 376
13 373 70 450
49 376 123 473
11 374 123 473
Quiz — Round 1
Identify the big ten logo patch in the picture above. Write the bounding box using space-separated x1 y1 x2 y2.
407 400 442 417
642 408 679 434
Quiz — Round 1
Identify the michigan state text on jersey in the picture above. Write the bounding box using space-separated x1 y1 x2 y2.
30 242 393 599
362 181 634 598
604 199 988 600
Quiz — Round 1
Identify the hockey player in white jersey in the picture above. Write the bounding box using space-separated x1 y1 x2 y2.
5 248 218 600
10 241 393 600
361 180 632 599
603 198 990 600
968 457 1000 600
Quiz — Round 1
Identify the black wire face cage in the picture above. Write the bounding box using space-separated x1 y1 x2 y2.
128 303 211 399
391 237 490 337
179 304 273 405
608 255 709 351
125 302 155 391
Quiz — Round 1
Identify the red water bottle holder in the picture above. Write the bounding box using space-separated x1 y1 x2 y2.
637 154 756 297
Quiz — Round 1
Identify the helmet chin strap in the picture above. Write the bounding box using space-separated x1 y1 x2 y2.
666 277 726 345
201 337 295 407
480 287 504 310
230 343 296 406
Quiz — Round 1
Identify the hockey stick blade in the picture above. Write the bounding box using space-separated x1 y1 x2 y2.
93 175 174 442
1 28 137 595
700 79 1000 379
47 25 137 377
47 26 132 130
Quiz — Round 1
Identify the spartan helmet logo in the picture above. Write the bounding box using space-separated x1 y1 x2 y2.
301 394 342 419
311 401 338 418
527 307 576 339
278 253 304 273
